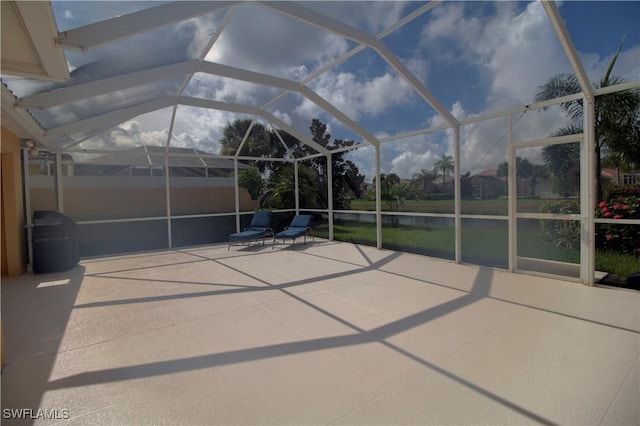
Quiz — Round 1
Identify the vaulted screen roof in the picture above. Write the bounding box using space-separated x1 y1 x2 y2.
2 1 639 168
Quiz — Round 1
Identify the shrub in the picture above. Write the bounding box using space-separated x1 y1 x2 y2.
424 193 455 201
595 190 640 255
539 199 581 249
603 184 640 199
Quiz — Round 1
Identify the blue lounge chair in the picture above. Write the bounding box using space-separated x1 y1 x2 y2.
273 214 313 248
228 211 274 250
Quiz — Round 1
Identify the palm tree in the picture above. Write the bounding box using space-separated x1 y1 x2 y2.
219 119 282 173
261 164 319 209
602 151 633 184
411 168 435 194
496 157 534 195
534 42 640 200
238 167 264 200
543 125 582 197
433 154 454 193
374 173 403 227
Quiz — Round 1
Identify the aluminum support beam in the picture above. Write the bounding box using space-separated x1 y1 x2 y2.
327 154 334 241
164 150 172 248
542 1 594 101
22 149 34 271
259 1 459 128
507 117 517 272
453 127 461 263
59 2 239 50
377 2 442 38
375 146 382 249
201 62 298 91
373 42 459 128
299 87 380 147
1 86 53 149
46 96 175 137
234 119 258 158
201 61 381 147
260 111 330 156
260 0 440 111
177 97 328 160
234 159 240 232
54 152 64 212
257 1 378 46
294 160 300 213
581 96 596 285
178 96 260 115
19 61 199 109
272 128 295 159
12 1 70 81
198 6 236 62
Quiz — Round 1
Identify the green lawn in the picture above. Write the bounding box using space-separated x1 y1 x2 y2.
350 198 548 215
314 219 635 277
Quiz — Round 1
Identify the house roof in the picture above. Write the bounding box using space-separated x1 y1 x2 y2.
472 174 504 183
476 169 499 177
72 146 249 169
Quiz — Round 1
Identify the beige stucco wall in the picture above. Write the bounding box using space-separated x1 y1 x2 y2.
29 183 258 220
0 126 27 277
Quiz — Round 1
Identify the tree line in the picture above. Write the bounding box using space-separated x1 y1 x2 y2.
221 118 364 210
222 43 638 211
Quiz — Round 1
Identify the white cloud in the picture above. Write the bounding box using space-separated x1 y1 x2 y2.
382 1 594 176
271 110 292 126
302 2 411 35
80 120 168 150
204 4 350 80
581 45 640 83
52 0 640 181
390 150 438 178
297 70 414 122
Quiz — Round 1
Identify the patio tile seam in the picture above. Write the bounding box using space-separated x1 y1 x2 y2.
326 382 422 425
245 301 396 400
53 304 267 358
1 351 58 374
485 294 640 335
251 290 409 388
597 352 640 425
50 369 198 424
375 267 479 297
431 308 530 366
318 290 380 316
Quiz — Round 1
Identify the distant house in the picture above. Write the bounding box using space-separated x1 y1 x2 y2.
432 175 455 194
469 170 505 199
602 168 640 186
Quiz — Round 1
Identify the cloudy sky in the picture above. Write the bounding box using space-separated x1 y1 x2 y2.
48 1 640 181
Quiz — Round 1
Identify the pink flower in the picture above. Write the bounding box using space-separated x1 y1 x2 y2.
613 204 622 210
605 211 612 217
606 234 613 242
599 201 607 208
622 205 630 210
601 207 609 213
614 215 623 219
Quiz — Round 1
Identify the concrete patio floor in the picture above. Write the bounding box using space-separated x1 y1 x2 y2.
2 240 639 425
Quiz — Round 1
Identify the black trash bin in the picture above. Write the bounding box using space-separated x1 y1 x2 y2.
32 210 79 274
